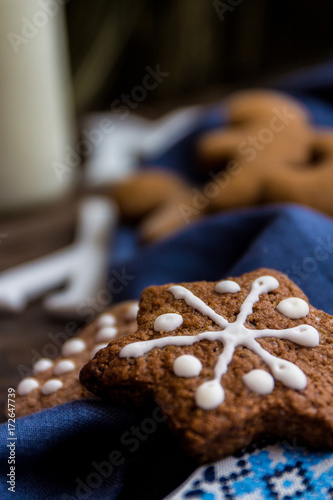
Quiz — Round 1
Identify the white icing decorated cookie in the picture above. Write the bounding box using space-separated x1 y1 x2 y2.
15 300 139 417
120 275 318 410
80 269 333 464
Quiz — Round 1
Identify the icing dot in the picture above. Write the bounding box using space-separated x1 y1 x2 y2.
173 355 202 378
277 297 309 319
271 359 307 390
41 379 63 395
96 326 118 342
53 360 75 375
91 343 108 358
33 358 53 373
62 338 86 357
294 325 319 347
126 302 139 321
243 369 275 395
154 313 183 332
97 314 116 328
253 275 279 292
215 280 241 294
17 378 39 396
195 380 224 410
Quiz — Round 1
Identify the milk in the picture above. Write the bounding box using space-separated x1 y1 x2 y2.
0 0 77 212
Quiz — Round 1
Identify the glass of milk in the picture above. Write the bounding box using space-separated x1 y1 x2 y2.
0 0 78 213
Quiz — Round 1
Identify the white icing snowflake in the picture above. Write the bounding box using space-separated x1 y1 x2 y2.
120 276 319 410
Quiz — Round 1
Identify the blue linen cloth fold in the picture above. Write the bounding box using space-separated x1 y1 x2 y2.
1 61 333 500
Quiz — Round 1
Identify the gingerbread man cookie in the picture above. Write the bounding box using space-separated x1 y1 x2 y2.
15 300 138 417
110 91 333 243
197 90 333 213
80 269 333 462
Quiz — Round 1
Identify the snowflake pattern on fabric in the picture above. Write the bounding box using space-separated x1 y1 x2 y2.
120 276 319 410
166 440 333 500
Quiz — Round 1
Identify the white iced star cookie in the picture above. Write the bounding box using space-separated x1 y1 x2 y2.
80 269 333 463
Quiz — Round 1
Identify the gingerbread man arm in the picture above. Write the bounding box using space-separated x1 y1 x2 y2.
110 170 196 242
110 170 192 220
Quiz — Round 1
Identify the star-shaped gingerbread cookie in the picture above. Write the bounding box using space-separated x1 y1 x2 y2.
80 269 333 462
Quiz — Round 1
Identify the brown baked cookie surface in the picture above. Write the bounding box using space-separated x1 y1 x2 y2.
80 269 333 463
15 301 138 417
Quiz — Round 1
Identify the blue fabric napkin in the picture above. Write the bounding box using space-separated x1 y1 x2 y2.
1 62 333 500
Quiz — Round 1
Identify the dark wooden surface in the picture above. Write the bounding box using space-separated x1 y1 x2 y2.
0 197 81 422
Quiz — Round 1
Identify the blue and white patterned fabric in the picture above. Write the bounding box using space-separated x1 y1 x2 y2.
167 439 333 499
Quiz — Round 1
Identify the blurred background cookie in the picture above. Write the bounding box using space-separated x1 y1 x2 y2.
197 90 333 212
15 300 138 417
110 170 196 242
108 90 333 244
